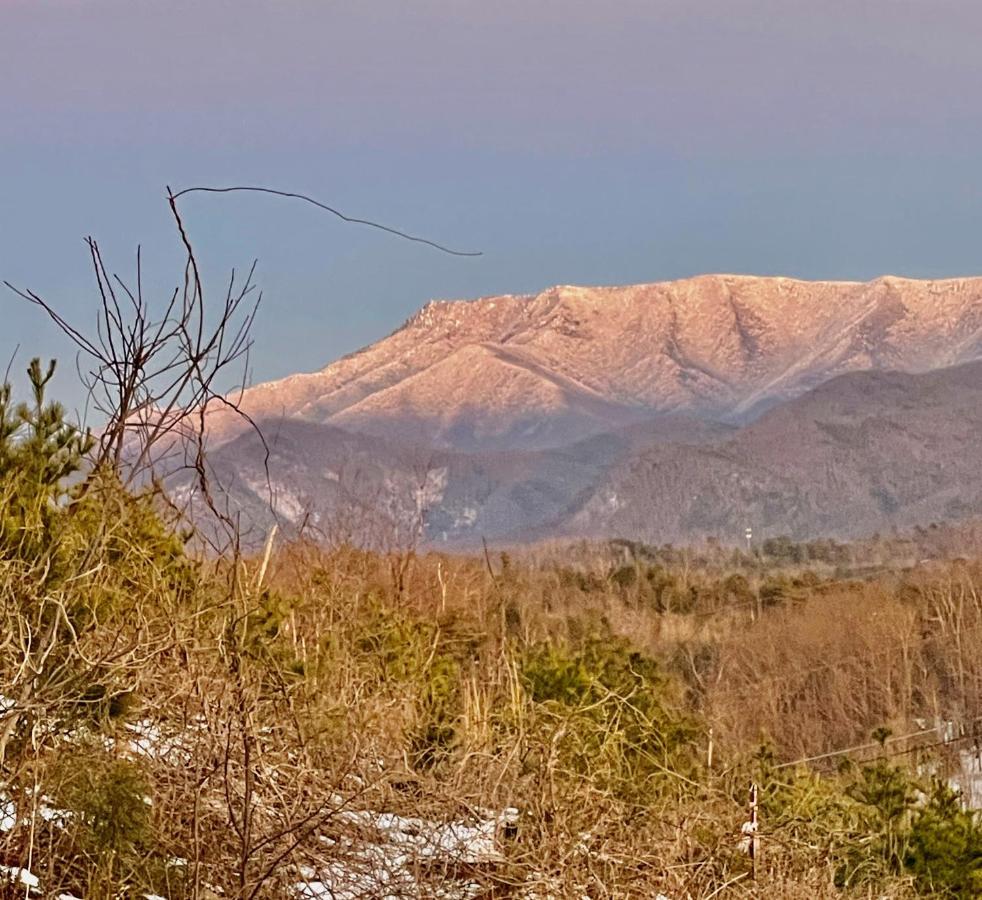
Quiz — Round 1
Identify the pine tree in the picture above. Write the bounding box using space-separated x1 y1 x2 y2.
0 358 93 561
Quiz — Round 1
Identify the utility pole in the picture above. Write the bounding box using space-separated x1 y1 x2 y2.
745 525 753 555
747 781 759 880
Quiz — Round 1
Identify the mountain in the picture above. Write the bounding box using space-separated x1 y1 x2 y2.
187 360 982 549
180 274 982 548
208 274 982 453
181 413 731 548
559 360 982 545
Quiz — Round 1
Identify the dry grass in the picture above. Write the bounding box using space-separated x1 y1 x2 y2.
3 522 982 897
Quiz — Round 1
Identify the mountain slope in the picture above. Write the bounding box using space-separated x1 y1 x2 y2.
560 360 982 544
327 343 649 451
189 360 982 548
210 274 982 451
184 413 731 547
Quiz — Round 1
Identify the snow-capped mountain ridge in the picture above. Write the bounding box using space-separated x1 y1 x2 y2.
212 273 982 452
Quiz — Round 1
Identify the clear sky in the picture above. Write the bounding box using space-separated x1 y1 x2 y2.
3 0 982 409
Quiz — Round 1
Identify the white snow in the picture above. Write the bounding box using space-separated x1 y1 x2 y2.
5 713 527 899
0 796 15 832
0 865 40 890
0 791 73 832
294 807 519 900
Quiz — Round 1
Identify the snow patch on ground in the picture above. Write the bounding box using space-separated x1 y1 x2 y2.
0 865 40 891
3 715 588 899
294 807 519 900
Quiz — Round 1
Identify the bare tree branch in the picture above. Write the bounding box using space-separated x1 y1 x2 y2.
169 184 484 257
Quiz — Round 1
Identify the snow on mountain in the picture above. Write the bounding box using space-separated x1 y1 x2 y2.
209 274 982 452
176 273 982 547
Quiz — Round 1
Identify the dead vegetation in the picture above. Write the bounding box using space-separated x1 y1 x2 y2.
5 430 982 898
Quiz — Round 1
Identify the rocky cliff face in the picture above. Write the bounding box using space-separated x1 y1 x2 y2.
211 274 982 452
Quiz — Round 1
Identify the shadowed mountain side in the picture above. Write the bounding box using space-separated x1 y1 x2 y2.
555 360 982 545
175 361 982 549
169 421 438 550
172 415 731 548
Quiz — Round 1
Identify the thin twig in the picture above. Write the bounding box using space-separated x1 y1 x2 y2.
169 185 483 257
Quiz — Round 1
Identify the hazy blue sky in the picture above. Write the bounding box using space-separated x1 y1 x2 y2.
3 1 982 408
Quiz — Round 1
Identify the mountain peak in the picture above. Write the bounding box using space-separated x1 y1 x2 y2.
210 273 982 451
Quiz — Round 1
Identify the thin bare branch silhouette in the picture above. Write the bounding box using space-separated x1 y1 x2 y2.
169 184 484 257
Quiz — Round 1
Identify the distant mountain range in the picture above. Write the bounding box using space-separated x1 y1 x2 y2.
184 274 982 547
